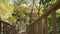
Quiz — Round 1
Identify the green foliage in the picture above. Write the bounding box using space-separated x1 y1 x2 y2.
0 0 13 21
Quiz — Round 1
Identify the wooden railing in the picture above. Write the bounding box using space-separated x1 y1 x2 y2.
0 20 18 34
26 0 60 34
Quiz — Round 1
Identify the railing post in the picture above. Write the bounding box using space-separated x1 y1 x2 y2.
0 22 1 34
31 22 38 34
3 23 8 34
30 24 34 34
51 10 58 34
26 24 31 34
3 22 6 34
38 19 43 34
44 16 48 34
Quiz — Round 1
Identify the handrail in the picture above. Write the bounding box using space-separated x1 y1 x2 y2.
0 19 18 34
29 0 60 26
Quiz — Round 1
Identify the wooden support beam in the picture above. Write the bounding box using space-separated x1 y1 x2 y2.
38 19 43 34
51 10 58 34
44 16 48 34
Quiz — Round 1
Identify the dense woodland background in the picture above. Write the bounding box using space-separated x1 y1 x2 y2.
0 0 60 34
